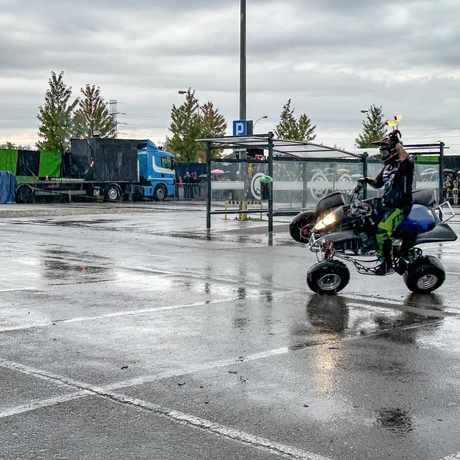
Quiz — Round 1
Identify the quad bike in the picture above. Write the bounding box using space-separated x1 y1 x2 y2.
289 183 457 295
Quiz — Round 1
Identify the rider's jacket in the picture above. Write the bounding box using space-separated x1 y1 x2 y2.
374 157 414 214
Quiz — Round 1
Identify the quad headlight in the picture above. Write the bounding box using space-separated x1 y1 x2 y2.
314 211 337 231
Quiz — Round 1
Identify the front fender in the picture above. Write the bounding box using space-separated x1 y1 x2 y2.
323 230 357 244
289 211 317 243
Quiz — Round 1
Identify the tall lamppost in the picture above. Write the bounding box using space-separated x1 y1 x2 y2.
253 115 268 130
178 90 200 116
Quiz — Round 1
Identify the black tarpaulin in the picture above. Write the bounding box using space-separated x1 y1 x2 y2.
70 138 139 182
17 150 40 177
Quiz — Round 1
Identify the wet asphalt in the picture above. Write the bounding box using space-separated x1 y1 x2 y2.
0 201 460 460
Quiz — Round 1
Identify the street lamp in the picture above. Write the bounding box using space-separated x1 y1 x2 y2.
253 115 268 128
178 90 199 116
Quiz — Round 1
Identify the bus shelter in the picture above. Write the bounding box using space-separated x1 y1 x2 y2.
197 133 446 235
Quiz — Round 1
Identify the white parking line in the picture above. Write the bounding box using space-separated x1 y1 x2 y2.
0 287 37 293
0 357 333 460
0 298 235 334
101 391 334 460
0 391 90 418
0 294 452 459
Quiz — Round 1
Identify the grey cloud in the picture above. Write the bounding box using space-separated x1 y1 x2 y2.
1 0 460 149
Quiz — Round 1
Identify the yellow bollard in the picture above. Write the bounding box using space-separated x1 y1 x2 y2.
241 200 247 221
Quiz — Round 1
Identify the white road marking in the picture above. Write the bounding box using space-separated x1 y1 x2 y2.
0 392 90 418
100 391 334 460
0 289 454 459
107 347 290 391
0 357 332 460
0 298 235 333
0 287 37 293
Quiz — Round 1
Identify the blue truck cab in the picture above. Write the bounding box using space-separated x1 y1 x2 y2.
137 140 175 201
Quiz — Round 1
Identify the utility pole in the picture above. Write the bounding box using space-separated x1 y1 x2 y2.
110 99 118 135
239 0 246 120
239 0 248 214
109 99 127 137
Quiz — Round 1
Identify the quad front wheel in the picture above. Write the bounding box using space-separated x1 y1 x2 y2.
403 255 445 293
307 260 350 295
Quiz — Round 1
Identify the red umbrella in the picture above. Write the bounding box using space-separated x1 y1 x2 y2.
211 169 224 174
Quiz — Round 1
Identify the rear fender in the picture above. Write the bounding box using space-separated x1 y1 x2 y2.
415 223 457 245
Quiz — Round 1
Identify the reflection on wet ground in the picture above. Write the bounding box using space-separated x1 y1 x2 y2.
404 293 444 311
306 295 349 334
297 293 445 346
40 248 111 284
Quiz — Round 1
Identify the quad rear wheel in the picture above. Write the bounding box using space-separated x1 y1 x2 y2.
403 255 445 293
307 260 350 295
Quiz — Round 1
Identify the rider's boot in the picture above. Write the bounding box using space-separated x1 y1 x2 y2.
394 258 408 275
375 258 394 276
375 241 394 276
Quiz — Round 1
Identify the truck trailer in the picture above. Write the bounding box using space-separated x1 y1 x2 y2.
0 138 176 203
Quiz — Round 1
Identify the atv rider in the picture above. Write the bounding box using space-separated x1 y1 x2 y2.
362 133 414 275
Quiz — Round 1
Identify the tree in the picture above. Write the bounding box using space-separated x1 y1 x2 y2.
0 142 30 150
274 99 317 142
166 89 227 162
37 71 78 153
196 102 227 161
355 105 387 148
73 85 117 139
166 89 201 162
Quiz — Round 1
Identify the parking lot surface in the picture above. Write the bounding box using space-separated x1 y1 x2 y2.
1 202 460 460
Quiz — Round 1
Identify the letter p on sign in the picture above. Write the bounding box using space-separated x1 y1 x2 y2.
233 120 247 136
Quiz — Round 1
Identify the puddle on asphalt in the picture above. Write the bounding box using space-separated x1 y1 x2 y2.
49 219 118 227
375 408 414 435
13 218 120 228
40 248 111 283
288 294 445 347
404 293 444 311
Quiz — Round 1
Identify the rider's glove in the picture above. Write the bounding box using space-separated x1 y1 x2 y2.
357 177 368 184
389 131 400 149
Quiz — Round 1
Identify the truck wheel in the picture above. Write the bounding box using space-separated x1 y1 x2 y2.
154 184 167 201
307 260 350 295
289 211 316 243
105 184 121 202
403 255 445 293
16 185 35 204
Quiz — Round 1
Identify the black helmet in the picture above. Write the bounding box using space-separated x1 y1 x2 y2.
372 137 397 163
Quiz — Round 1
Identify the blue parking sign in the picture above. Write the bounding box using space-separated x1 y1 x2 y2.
233 120 247 136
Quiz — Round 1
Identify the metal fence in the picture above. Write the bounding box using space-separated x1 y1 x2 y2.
173 159 444 207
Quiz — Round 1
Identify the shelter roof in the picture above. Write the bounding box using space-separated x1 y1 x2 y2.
197 135 363 160
355 142 446 159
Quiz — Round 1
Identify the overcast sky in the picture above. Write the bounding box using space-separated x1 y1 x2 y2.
1 0 459 151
